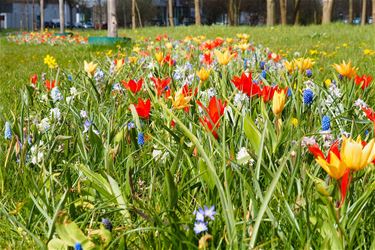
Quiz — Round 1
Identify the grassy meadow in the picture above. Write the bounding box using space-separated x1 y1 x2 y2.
0 24 375 249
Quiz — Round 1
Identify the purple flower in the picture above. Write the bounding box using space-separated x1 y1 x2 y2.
194 207 205 222
193 221 208 234
102 218 113 232
203 205 216 221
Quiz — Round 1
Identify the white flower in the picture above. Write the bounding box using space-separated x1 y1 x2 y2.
233 92 249 108
80 110 88 118
354 98 367 108
50 108 61 121
152 148 168 162
50 87 63 102
301 136 316 147
70 87 78 96
236 147 252 165
37 118 50 133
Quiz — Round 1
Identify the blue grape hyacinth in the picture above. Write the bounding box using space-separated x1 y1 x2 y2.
303 88 314 105
4 121 12 140
321 115 331 131
137 132 145 146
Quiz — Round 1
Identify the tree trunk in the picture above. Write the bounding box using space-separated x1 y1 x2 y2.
135 0 142 27
59 0 64 33
32 0 36 30
348 0 353 23
168 0 174 26
322 0 334 24
293 0 301 25
107 0 118 37
132 0 136 29
40 0 44 31
194 0 201 25
228 0 234 25
267 0 275 26
361 0 366 25
373 0 375 26
280 0 287 25
99 0 102 29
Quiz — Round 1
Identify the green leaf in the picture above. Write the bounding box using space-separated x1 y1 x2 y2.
243 115 261 155
198 158 215 190
165 169 178 209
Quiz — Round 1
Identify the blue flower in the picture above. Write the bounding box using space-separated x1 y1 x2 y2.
4 121 12 140
137 132 144 146
194 208 205 222
102 218 113 232
303 89 314 105
287 88 292 97
243 59 248 70
260 61 266 70
127 122 135 130
50 87 63 102
74 242 82 250
306 69 312 78
321 115 331 131
261 70 267 79
68 75 73 81
203 205 216 221
193 221 208 234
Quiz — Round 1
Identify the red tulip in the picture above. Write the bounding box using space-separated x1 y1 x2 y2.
134 98 151 119
122 78 143 94
260 85 277 102
355 74 373 90
151 77 171 96
30 74 38 85
45 80 56 91
197 96 226 138
231 72 261 97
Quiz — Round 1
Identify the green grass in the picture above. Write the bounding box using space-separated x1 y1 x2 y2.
0 24 375 248
1 24 375 112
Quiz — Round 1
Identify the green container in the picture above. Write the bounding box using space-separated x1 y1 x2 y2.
54 32 74 37
88 36 131 46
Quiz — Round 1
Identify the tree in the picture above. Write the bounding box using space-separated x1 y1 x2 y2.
361 0 366 25
59 0 65 33
280 0 287 25
293 0 301 24
322 0 334 24
348 0 353 23
132 0 136 29
108 0 118 37
195 0 201 25
40 0 44 31
168 0 174 26
267 0 275 26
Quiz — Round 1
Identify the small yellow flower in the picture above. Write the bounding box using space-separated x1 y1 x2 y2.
236 43 249 52
196 67 210 82
236 33 250 41
128 56 138 64
333 60 358 79
291 118 299 127
132 46 141 53
324 79 332 87
155 51 163 64
272 89 287 117
84 61 97 77
44 55 57 69
214 50 233 65
340 136 375 171
106 50 113 56
169 88 191 110
309 49 319 56
363 49 375 56
165 42 173 50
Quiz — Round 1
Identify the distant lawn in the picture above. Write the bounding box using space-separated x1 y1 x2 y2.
1 23 375 113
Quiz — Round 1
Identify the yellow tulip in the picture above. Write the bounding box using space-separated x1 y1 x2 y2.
84 60 97 77
293 58 315 72
214 50 233 65
169 88 191 110
155 51 163 64
333 60 358 79
315 151 347 180
340 136 375 171
114 59 124 73
196 68 210 82
284 60 294 73
272 89 287 116
128 56 138 64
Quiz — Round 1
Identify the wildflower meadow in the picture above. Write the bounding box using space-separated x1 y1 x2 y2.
0 25 375 249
